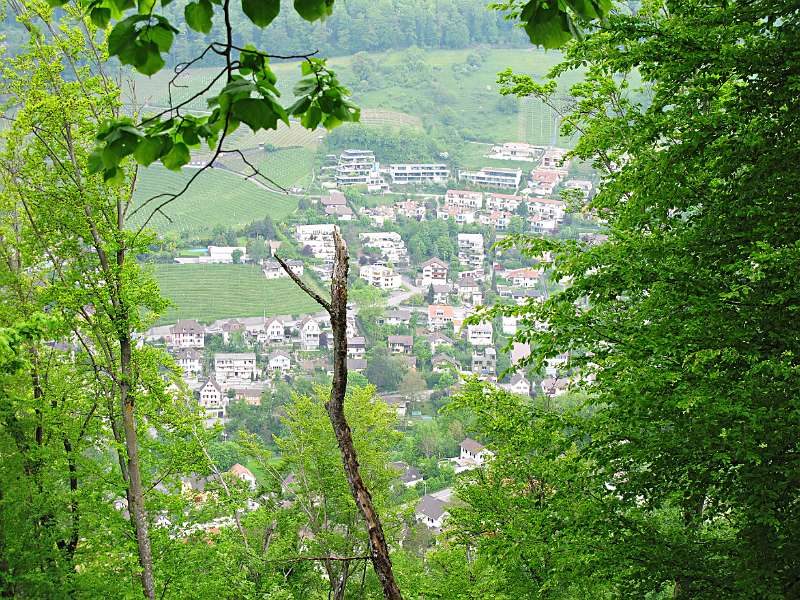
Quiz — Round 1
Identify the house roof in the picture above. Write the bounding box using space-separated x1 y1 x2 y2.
347 358 367 370
458 277 479 289
348 336 366 346
229 464 255 480
175 348 200 360
416 495 447 520
509 372 529 385
390 462 423 484
264 317 284 327
215 352 256 360
325 204 354 216
427 332 455 344
432 354 457 366
461 438 485 453
202 377 223 394
388 335 413 345
269 350 290 361
421 257 448 269
428 304 455 319
386 309 411 320
173 319 203 334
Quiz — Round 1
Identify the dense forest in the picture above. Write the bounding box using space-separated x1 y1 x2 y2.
1 0 798 597
1 0 526 65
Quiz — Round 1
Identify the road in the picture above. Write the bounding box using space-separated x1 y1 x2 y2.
387 274 424 307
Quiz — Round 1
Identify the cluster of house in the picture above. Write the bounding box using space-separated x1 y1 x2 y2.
154 312 363 425
318 145 592 203
437 188 569 233
413 438 494 531
320 149 451 193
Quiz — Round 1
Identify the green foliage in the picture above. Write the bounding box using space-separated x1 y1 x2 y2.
472 0 800 595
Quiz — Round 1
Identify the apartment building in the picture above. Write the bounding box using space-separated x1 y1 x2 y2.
359 264 401 290
458 167 522 190
214 352 258 384
457 233 485 268
387 163 450 185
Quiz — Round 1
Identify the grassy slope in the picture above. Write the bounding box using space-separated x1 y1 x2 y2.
131 148 313 236
151 264 325 323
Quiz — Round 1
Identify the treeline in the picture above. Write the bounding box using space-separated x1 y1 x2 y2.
1 0 524 63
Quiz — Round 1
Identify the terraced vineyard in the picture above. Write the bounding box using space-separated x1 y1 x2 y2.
151 264 324 323
131 165 299 236
215 147 317 188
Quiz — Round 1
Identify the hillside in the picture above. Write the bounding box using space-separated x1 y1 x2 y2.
130 148 313 236
151 264 324 323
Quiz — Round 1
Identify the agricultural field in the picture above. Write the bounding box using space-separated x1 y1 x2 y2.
131 162 301 236
151 264 324 323
131 48 584 146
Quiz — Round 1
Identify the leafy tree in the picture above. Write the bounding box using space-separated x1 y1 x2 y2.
232 248 243 264
275 386 403 598
475 0 800 595
365 347 408 392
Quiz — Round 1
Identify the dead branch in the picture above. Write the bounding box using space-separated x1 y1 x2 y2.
277 228 403 600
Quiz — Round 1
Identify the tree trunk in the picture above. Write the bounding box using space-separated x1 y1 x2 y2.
276 230 403 600
120 320 156 600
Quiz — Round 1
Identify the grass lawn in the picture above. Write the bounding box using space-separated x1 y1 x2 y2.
151 263 326 323
131 162 301 236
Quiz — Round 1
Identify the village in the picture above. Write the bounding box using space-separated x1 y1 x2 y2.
141 140 598 535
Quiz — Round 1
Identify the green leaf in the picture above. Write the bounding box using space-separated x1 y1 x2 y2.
161 142 190 170
301 104 322 129
133 136 164 166
185 0 213 33
90 7 111 29
136 44 165 76
293 0 333 22
242 0 280 27
231 98 280 132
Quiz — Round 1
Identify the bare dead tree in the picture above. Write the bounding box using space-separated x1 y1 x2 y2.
275 229 403 600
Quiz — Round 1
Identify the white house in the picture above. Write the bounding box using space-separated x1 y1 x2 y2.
485 192 522 212
502 315 518 335
459 438 493 465
420 257 449 286
384 309 412 326
466 322 493 346
229 463 256 490
359 264 401 290
335 149 386 190
505 267 542 288
502 373 531 396
444 189 483 209
259 318 285 344
436 205 476 224
457 233 485 268
262 259 304 279
416 495 449 529
174 348 202 377
347 336 366 360
427 304 455 330
169 319 205 349
214 353 258 384
540 146 569 169
488 142 544 162
174 245 247 264
198 377 226 422
298 316 321 351
267 351 291 374
359 232 408 264
388 335 413 354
